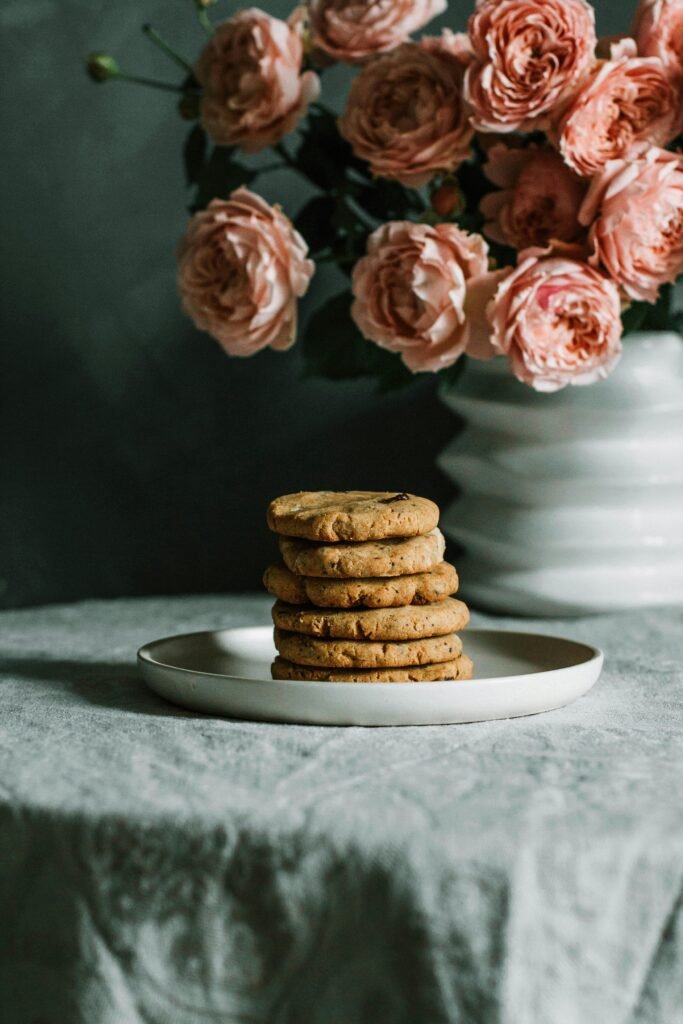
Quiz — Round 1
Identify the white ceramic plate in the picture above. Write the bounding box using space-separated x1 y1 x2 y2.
138 626 603 727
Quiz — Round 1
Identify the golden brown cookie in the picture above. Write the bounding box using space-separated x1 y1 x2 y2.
263 561 459 608
278 528 446 579
273 627 462 668
271 654 474 682
271 597 469 641
267 490 439 542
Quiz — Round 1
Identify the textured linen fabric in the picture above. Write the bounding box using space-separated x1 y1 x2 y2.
0 595 681 1024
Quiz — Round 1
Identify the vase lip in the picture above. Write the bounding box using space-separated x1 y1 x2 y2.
623 329 682 345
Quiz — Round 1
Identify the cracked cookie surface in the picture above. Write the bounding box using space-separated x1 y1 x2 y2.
267 490 439 542
273 627 463 668
263 561 459 607
278 529 446 579
272 597 469 640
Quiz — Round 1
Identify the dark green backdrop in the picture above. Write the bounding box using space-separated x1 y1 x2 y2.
1 0 624 608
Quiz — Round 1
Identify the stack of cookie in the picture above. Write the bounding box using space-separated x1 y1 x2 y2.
264 491 473 682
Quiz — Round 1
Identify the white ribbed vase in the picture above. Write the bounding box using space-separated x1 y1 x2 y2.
438 332 683 615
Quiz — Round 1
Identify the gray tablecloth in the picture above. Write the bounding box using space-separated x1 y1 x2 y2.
0 595 681 1024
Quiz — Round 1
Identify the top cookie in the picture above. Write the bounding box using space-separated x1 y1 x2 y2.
267 490 439 542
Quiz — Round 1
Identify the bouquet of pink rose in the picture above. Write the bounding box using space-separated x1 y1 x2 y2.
88 0 683 392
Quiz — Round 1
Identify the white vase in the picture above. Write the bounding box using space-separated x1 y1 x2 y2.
438 332 683 615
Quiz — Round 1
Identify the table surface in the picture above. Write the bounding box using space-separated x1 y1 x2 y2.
1 595 682 1024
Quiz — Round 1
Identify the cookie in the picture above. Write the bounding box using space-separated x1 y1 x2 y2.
273 627 462 668
271 654 474 682
267 490 439 542
271 597 469 641
263 561 459 608
278 528 446 579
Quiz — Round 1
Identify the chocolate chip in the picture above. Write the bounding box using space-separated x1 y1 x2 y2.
378 493 410 504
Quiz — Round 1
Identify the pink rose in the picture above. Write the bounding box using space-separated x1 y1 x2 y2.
351 222 497 373
309 0 446 63
580 147 683 303
465 0 597 132
485 250 623 392
480 144 585 250
633 0 683 80
177 188 314 356
558 51 682 177
338 37 473 188
195 9 319 151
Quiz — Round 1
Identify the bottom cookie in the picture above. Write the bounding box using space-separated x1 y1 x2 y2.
271 655 474 683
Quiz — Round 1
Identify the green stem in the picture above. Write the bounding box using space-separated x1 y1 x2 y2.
273 142 298 170
198 8 214 35
311 101 337 118
273 142 317 186
258 162 287 174
142 24 194 74
114 73 188 93
343 195 377 232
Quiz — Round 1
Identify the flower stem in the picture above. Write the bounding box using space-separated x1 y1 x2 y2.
273 142 299 170
343 195 377 232
273 142 313 183
114 73 188 93
258 162 287 174
198 9 214 35
311 101 337 118
142 24 194 74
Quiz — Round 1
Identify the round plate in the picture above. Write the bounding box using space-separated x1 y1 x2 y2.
138 626 603 727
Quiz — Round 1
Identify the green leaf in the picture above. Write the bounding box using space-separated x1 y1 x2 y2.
622 287 681 335
670 312 683 336
295 195 338 253
454 208 486 235
455 140 504 241
354 178 424 221
302 292 373 380
301 292 414 392
190 146 257 210
364 344 415 393
456 156 491 209
294 107 367 190
183 124 207 185
486 238 517 270
642 284 672 331
294 134 345 191
439 355 468 389
621 300 649 336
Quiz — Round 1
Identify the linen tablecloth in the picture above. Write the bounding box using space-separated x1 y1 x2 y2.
0 595 681 1024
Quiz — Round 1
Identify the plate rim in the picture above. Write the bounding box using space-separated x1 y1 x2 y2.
137 625 603 689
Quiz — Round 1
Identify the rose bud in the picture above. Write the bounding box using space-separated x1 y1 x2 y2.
431 182 465 218
86 53 120 83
